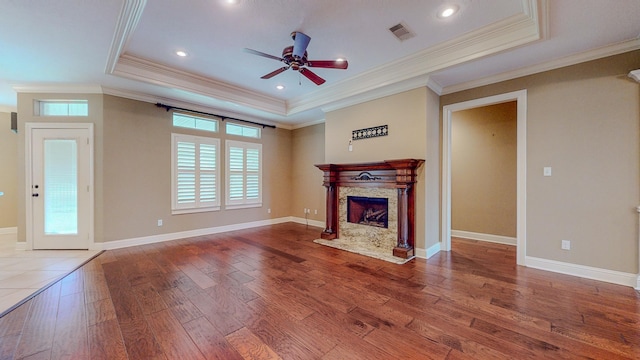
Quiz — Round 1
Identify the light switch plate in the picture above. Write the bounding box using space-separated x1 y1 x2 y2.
543 167 552 176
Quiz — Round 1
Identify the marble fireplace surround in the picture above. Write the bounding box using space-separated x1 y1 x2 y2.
315 159 424 260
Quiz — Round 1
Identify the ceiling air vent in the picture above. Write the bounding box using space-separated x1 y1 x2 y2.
389 22 415 41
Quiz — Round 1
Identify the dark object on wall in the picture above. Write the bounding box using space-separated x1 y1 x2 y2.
10 112 17 133
352 124 388 141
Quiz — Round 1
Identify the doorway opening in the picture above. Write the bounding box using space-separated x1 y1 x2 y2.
442 90 527 265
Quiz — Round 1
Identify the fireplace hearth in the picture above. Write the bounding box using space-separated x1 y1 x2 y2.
347 196 388 228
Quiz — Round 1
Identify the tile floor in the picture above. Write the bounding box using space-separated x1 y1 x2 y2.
0 232 101 316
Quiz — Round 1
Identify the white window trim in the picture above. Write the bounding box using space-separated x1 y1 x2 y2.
225 140 262 209
171 133 221 214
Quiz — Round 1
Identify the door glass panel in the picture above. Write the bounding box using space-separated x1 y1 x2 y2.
44 139 78 235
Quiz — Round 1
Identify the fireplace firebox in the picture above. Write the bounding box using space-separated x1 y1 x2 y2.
347 196 388 228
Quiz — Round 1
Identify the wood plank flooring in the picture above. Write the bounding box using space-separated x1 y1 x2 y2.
0 222 639 359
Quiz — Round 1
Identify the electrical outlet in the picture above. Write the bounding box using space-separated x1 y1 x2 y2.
314 209 317 215
267 208 271 214
561 240 570 250
157 219 163 227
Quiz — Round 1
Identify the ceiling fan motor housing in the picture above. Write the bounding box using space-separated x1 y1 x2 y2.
244 31 347 85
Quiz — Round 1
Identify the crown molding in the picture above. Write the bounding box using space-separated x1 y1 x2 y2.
12 84 104 94
441 38 640 95
101 86 281 128
290 118 325 130
105 0 146 74
113 54 287 116
288 0 543 115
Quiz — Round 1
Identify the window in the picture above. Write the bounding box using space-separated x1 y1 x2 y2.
226 122 261 138
226 140 262 209
173 113 218 132
171 134 220 214
35 100 88 116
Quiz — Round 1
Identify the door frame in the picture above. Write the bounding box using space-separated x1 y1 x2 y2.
442 90 527 265
25 122 95 250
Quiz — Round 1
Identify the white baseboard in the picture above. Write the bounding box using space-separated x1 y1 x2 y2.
95 217 295 251
525 256 638 289
289 216 325 229
415 241 441 259
426 242 441 258
0 227 18 247
0 227 17 235
451 230 516 246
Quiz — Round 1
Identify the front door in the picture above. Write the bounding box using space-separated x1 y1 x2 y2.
29 125 92 249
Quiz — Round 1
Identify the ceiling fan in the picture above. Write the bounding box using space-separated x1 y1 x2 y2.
244 31 348 85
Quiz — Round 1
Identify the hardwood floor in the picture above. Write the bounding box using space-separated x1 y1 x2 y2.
1 222 638 359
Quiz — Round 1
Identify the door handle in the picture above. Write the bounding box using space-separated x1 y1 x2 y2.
32 193 39 197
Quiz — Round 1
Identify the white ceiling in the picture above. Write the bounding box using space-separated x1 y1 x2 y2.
1 0 639 127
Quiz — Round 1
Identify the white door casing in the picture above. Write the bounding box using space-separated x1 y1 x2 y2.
26 123 94 250
442 90 527 265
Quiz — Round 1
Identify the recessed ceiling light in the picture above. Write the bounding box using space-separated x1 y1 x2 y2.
438 5 459 18
176 50 187 57
276 85 285 90
225 0 239 4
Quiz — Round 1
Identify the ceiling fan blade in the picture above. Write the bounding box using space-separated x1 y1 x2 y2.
292 31 311 59
299 68 325 85
261 66 288 79
244 48 283 62
307 60 348 69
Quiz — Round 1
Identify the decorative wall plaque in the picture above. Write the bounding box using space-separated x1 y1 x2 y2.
352 125 388 141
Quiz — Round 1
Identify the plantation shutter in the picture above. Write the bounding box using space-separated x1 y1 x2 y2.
226 140 262 209
199 143 217 203
176 141 196 206
172 134 220 213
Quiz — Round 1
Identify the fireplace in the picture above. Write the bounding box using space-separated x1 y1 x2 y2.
316 159 424 259
347 196 388 228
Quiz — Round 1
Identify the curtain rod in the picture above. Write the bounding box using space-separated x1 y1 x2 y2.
155 103 276 129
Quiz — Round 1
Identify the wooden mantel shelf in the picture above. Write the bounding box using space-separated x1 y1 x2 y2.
315 159 424 259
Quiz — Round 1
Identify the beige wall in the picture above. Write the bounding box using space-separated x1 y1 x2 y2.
442 50 640 273
291 123 325 222
102 95 292 242
451 102 517 237
0 112 18 229
16 94 292 244
325 87 436 251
